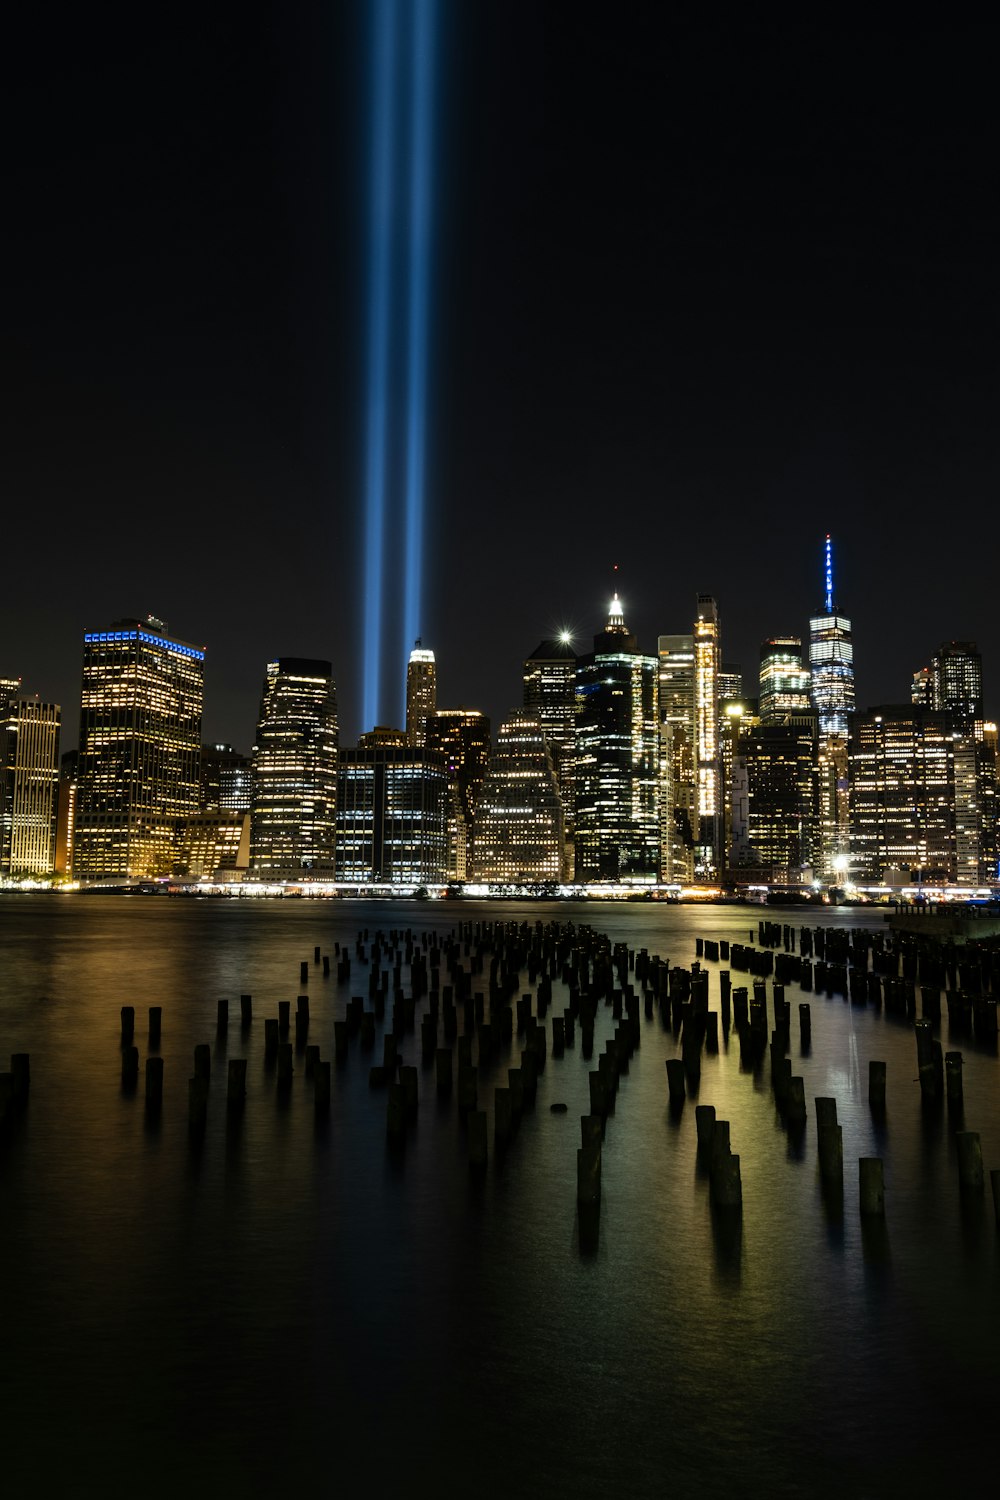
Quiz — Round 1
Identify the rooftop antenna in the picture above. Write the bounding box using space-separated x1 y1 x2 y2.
824 534 834 614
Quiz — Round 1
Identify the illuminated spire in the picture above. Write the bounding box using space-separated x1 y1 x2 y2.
606 562 627 634
824 534 834 614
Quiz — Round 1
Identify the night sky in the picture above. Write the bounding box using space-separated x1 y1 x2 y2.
4 7 998 749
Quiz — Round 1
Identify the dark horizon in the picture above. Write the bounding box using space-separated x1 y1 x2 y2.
4 8 998 748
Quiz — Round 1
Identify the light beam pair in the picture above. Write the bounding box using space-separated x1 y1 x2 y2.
362 0 438 731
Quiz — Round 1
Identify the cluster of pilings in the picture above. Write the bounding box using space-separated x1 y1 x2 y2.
8 912 1000 1230
689 920 1000 1220
115 944 341 1133
329 921 645 1207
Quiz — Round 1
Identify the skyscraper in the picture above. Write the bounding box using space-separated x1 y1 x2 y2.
0 694 61 879
810 539 854 879
405 641 437 746
425 708 491 881
199 744 252 813
336 737 448 885
658 634 696 884
75 617 204 880
931 641 983 733
809 537 855 739
575 595 659 883
730 719 818 883
694 594 723 877
250 658 338 879
472 712 564 884
523 635 578 876
849 706 956 884
759 638 811 724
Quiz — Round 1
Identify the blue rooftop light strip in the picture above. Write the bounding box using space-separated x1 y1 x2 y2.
401 0 438 700
362 0 399 730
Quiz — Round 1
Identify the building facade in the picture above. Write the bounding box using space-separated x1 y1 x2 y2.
425 708 491 881
75 617 204 880
336 739 448 885
849 706 956 884
472 712 563 884
249 658 338 879
658 634 696 884
575 596 659 883
0 695 61 878
730 718 818 883
200 743 252 813
931 641 982 733
523 636 578 876
809 538 855 740
759 638 811 724
405 642 437 747
694 595 723 877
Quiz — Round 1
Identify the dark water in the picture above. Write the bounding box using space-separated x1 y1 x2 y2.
1 896 998 1498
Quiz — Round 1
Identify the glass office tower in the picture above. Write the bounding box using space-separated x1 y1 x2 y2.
75 617 204 880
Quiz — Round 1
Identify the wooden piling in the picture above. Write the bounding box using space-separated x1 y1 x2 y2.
711 1153 742 1208
588 1070 608 1119
786 1076 806 1125
695 1103 716 1150
815 1096 838 1128
665 1057 686 1107
817 1123 843 1182
148 1007 162 1045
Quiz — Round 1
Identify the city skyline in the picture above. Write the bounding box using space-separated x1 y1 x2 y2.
4 12 998 749
5 574 996 890
3 543 1000 760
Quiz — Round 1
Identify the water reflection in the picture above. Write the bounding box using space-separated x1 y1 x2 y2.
2 894 999 1496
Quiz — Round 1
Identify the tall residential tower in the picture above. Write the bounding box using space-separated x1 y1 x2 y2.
810 538 854 878
575 595 659 883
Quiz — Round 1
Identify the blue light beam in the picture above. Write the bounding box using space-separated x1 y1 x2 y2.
401 0 438 690
362 0 398 731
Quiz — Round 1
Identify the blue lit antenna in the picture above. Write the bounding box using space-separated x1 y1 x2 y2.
824 534 834 614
